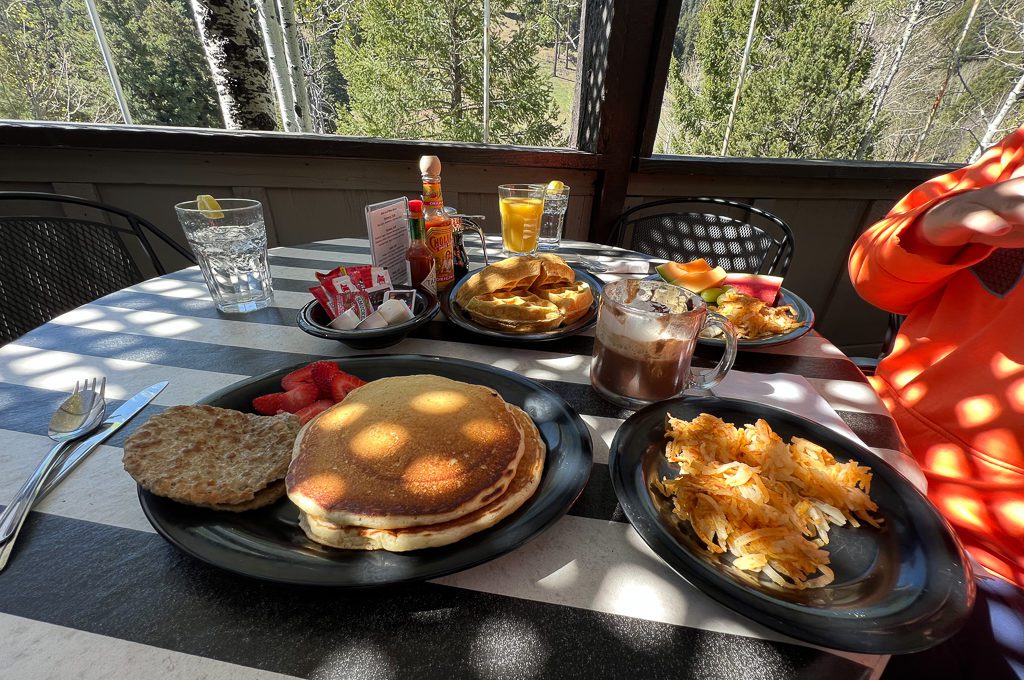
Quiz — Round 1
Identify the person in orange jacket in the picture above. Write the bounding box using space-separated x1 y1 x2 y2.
850 126 1024 587
851 128 1024 678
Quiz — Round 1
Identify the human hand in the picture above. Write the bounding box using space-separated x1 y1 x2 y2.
919 177 1024 248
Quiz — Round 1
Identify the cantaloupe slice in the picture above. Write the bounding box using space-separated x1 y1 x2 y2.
656 260 728 293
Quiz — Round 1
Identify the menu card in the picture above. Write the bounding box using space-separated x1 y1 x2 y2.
365 197 411 287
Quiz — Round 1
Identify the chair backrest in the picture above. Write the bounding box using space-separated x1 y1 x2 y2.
608 197 795 277
0 192 195 344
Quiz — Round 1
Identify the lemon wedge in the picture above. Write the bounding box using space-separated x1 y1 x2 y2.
546 180 565 195
196 194 224 219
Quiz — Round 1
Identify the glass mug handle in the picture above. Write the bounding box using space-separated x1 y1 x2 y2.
687 311 738 391
453 216 489 265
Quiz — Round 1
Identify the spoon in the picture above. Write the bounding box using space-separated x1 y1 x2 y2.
0 379 106 567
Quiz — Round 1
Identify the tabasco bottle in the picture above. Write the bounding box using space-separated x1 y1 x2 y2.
419 155 455 290
405 199 436 295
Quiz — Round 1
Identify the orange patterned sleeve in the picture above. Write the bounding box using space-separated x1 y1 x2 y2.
849 128 1024 314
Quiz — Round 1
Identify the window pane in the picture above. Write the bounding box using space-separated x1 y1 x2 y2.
655 0 1024 163
0 0 583 146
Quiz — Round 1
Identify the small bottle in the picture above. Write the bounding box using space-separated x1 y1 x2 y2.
405 199 436 295
419 155 455 290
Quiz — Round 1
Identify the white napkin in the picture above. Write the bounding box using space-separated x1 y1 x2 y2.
710 371 926 491
585 258 653 274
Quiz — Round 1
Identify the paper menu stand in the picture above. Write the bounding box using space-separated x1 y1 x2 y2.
365 196 411 287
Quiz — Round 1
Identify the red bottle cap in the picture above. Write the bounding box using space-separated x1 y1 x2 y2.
408 199 423 216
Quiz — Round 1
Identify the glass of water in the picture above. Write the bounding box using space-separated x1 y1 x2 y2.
174 198 274 313
538 184 570 251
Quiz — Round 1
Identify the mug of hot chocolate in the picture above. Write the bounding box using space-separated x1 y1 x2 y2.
590 279 737 409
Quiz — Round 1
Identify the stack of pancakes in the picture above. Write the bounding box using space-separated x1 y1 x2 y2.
286 375 545 551
455 254 593 332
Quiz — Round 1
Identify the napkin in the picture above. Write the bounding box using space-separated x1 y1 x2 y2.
583 258 654 274
711 370 926 492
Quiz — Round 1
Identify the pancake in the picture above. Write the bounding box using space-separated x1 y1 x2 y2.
286 375 525 529
122 405 298 510
298 405 545 551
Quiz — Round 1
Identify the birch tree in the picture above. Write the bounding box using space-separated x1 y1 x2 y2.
970 1 1024 160
190 0 278 130
911 0 982 160
277 0 312 131
857 0 925 158
257 0 295 130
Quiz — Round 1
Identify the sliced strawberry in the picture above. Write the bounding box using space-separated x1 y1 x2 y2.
329 371 367 403
295 399 333 425
252 392 286 415
281 364 316 391
310 361 340 399
279 383 319 413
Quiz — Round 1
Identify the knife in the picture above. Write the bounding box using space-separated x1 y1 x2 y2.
0 383 165 561
39 381 168 501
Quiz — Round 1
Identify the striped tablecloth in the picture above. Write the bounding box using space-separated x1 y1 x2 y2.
0 238 915 680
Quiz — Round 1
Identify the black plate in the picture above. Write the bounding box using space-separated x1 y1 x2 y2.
441 265 604 342
646 274 814 348
608 396 974 654
139 355 593 587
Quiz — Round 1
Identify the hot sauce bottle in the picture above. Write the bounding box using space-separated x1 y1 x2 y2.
419 155 455 290
405 199 436 294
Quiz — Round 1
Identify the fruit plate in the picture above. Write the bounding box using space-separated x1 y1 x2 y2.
608 395 975 654
440 265 604 342
646 274 814 348
137 354 593 587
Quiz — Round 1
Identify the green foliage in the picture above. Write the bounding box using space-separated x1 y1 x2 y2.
333 0 561 146
669 0 876 159
99 0 220 127
0 0 120 121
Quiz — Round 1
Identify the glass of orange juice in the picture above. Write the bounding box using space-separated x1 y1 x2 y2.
498 184 545 256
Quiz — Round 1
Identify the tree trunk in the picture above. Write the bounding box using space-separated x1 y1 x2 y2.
722 0 762 156
552 5 559 78
276 0 312 132
857 0 924 159
911 0 981 161
970 68 1024 162
190 0 277 130
257 0 295 131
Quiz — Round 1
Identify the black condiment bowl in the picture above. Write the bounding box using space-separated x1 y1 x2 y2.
296 290 439 350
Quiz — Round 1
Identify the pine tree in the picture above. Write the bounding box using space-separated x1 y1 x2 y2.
0 0 120 121
333 0 561 145
99 0 221 127
670 0 876 159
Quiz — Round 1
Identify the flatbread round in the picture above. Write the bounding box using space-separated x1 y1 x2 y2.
123 405 298 509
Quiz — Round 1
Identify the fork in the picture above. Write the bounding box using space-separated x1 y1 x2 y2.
0 378 106 570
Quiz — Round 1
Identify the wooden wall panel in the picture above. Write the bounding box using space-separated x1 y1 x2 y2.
815 199 897 354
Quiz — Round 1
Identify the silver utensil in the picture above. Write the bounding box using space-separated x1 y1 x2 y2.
37 381 167 502
0 378 106 571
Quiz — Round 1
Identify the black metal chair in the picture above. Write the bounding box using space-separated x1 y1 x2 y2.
608 197 796 277
0 192 195 344
850 313 906 376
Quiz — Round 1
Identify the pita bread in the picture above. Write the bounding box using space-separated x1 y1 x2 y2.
123 405 298 510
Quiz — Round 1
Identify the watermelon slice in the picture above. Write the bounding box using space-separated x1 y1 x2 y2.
723 273 784 305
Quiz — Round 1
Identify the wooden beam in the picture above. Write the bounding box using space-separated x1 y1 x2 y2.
639 0 684 157
584 0 681 244
0 121 601 171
